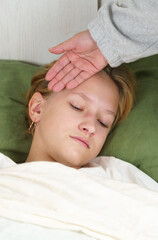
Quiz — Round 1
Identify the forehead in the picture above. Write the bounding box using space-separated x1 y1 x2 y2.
69 71 119 102
48 71 119 114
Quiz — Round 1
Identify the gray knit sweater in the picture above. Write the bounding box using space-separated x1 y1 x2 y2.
88 0 158 67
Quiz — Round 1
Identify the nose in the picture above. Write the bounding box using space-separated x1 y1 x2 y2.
78 119 96 136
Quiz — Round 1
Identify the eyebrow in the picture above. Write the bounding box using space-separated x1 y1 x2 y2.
70 92 116 117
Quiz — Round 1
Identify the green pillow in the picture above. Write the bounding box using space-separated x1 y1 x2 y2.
100 55 158 181
0 60 43 163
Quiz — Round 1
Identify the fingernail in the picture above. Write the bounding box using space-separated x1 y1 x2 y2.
48 82 53 90
45 73 51 81
48 80 56 90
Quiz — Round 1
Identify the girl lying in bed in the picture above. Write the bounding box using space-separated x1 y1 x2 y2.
1 62 158 240
25 62 135 168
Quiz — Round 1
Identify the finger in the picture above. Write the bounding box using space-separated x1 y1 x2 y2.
61 68 81 85
49 81 65 92
52 63 75 85
47 63 75 89
66 71 90 89
48 35 77 54
45 54 70 81
51 68 81 92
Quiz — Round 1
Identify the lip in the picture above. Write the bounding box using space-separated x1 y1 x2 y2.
70 136 90 149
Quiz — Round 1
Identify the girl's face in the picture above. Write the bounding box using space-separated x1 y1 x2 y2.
29 71 119 168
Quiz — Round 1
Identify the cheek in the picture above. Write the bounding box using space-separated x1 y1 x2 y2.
40 107 77 135
95 130 108 150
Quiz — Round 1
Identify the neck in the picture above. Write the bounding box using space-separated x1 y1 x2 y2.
26 131 56 163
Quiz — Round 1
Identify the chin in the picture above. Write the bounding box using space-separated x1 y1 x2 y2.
60 154 89 169
63 158 84 169
53 147 94 169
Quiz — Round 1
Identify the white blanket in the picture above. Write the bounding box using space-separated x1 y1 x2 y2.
0 160 158 240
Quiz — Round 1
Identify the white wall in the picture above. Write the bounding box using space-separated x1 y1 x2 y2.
99 0 107 6
0 0 98 65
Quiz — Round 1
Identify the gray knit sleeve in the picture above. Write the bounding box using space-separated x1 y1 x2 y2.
88 0 158 67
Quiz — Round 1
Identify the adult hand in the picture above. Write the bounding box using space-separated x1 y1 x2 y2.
45 30 108 92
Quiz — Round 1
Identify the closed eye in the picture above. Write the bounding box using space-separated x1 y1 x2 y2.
98 120 108 128
70 103 109 128
70 104 83 111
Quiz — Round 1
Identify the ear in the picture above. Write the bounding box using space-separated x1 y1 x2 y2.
28 92 46 123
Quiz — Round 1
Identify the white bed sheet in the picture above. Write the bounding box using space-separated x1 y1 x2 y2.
0 155 158 240
0 217 97 240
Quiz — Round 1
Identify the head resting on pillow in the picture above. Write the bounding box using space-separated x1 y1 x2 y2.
24 61 136 168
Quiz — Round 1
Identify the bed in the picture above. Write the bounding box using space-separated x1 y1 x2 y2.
0 1 158 240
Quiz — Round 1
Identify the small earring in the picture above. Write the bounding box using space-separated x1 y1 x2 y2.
28 121 37 135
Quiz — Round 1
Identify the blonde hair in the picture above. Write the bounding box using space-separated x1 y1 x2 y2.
25 61 136 135
104 65 136 127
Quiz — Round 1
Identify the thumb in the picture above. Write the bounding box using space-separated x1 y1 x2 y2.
48 35 77 54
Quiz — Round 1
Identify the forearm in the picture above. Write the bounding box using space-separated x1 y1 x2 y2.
88 0 158 67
